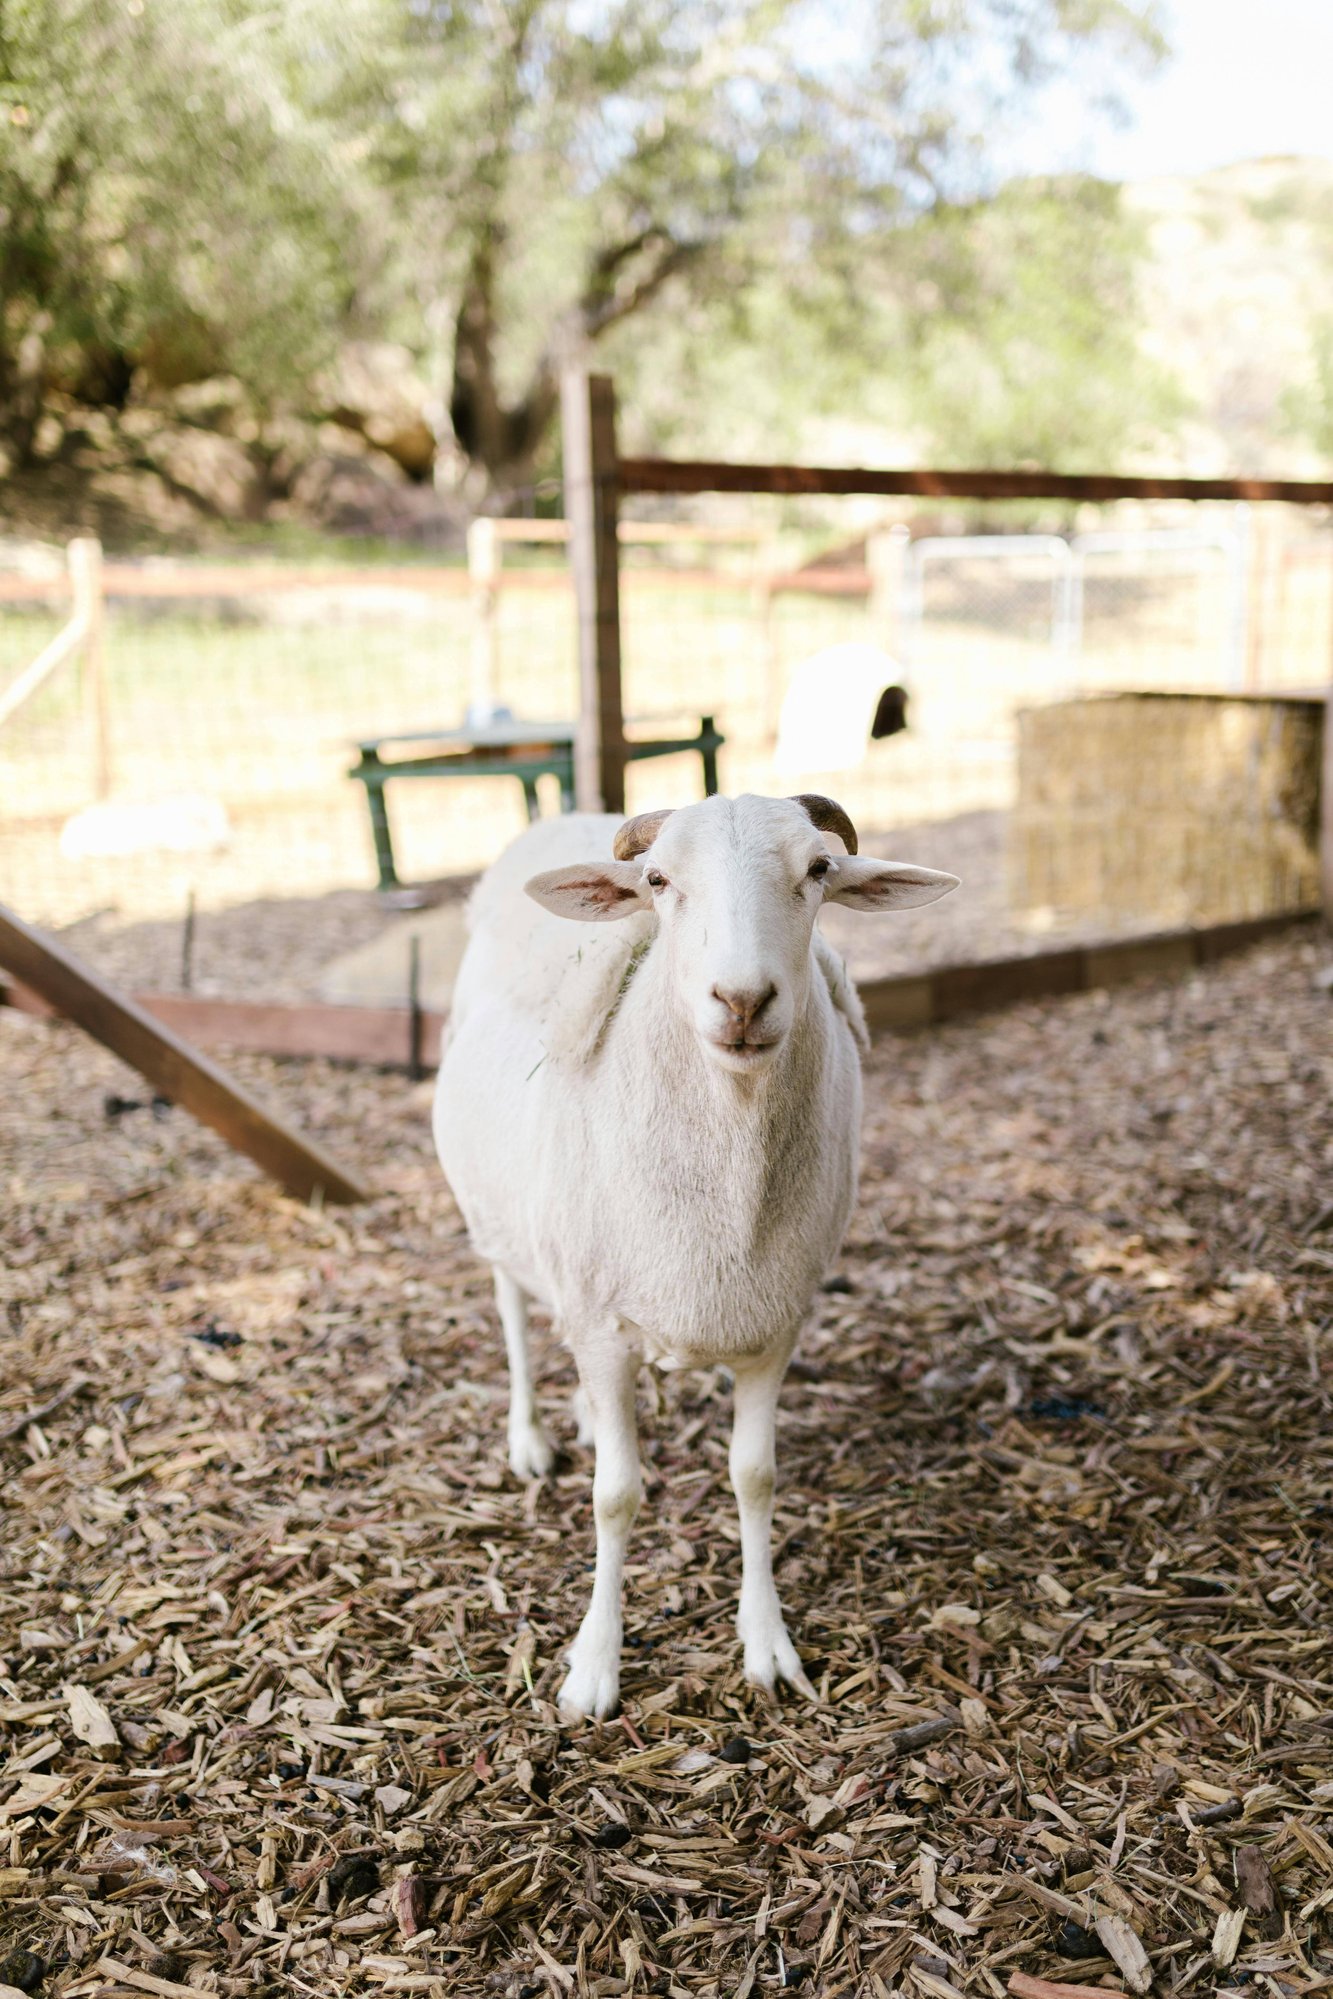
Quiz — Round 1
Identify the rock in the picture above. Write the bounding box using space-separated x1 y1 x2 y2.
324 342 438 481
0 1951 45 1994
1055 1919 1101 1959
326 1852 381 1906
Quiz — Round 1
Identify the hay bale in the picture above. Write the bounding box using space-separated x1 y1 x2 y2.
1012 692 1323 925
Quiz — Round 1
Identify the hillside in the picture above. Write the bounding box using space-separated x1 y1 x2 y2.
1124 155 1333 476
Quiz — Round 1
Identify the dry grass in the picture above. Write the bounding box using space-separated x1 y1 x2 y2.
1 931 1332 1999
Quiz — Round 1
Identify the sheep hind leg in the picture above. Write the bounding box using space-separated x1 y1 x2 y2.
494 1268 554 1480
731 1336 816 1700
559 1337 641 1719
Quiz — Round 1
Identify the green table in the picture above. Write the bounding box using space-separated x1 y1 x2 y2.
350 715 723 895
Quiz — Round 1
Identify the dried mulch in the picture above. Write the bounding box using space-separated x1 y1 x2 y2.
1 930 1331 1999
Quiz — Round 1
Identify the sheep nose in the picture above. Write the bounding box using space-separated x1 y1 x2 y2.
712 984 776 1028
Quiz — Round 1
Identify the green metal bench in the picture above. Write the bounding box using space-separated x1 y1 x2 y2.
350 715 723 896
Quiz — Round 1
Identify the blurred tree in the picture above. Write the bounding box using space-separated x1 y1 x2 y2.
893 176 1189 468
0 0 373 464
0 0 1169 495
360 0 1167 496
1283 320 1333 461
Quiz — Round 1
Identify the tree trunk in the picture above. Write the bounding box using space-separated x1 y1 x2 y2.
0 317 51 468
448 230 564 504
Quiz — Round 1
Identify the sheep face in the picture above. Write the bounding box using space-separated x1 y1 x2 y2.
526 793 959 1075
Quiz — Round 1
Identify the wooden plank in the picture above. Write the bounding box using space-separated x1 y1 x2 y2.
562 371 626 813
930 951 1087 1021
1 975 444 1069
1084 936 1195 989
0 905 370 1204
617 458 1333 505
136 995 445 1070
857 976 933 1034
5 913 1315 1081
71 537 111 800
99 563 473 598
854 910 1318 1030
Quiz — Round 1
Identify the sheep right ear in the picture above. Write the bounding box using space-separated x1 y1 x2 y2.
525 862 650 922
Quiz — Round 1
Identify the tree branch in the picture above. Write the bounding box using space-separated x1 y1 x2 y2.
579 230 704 341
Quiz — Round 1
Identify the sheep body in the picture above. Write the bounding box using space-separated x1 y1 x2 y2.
437 810 861 1365
433 792 957 1714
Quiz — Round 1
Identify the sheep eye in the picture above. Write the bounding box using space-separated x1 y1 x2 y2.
808 858 830 881
646 870 667 890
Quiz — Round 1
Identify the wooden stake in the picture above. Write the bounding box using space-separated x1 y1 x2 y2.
0 903 370 1204
561 371 625 813
466 516 501 721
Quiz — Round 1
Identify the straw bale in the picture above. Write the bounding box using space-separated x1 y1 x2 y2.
1 927 1331 1996
1013 694 1323 925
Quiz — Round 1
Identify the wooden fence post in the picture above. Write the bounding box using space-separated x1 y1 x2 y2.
1244 508 1281 692
868 523 911 656
466 516 501 721
70 536 110 798
561 370 625 813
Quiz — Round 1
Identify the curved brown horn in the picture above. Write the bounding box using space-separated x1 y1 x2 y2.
613 807 674 861
789 793 858 855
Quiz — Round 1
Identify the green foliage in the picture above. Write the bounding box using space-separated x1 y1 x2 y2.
891 176 1189 467
0 0 377 443
1282 317 1333 462
0 0 1172 487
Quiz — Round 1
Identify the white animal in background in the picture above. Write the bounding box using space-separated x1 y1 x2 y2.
59 794 230 860
433 792 958 1718
774 641 906 774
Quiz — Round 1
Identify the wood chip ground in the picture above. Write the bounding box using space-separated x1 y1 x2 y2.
2 932 1331 1999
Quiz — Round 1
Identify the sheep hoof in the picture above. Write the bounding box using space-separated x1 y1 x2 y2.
508 1423 556 1480
740 1608 816 1701
558 1640 621 1720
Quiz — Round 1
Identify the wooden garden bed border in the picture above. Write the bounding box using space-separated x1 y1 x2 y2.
0 904 371 1203
2 909 1315 1071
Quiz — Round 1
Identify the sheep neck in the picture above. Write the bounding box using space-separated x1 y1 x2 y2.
609 936 830 1253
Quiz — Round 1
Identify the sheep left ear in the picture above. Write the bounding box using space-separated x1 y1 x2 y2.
525 862 650 922
823 857 959 911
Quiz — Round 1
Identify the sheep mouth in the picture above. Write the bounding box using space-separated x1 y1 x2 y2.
707 1033 781 1063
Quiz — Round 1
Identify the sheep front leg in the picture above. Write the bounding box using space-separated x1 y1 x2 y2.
731 1337 816 1699
559 1337 641 1720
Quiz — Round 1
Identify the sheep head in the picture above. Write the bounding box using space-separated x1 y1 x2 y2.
527 794 958 1073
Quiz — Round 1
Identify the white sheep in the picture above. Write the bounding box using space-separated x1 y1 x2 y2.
433 792 958 1718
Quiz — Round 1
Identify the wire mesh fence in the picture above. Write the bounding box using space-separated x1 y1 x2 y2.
0 494 1327 1000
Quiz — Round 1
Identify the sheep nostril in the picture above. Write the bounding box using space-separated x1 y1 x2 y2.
712 985 777 1027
